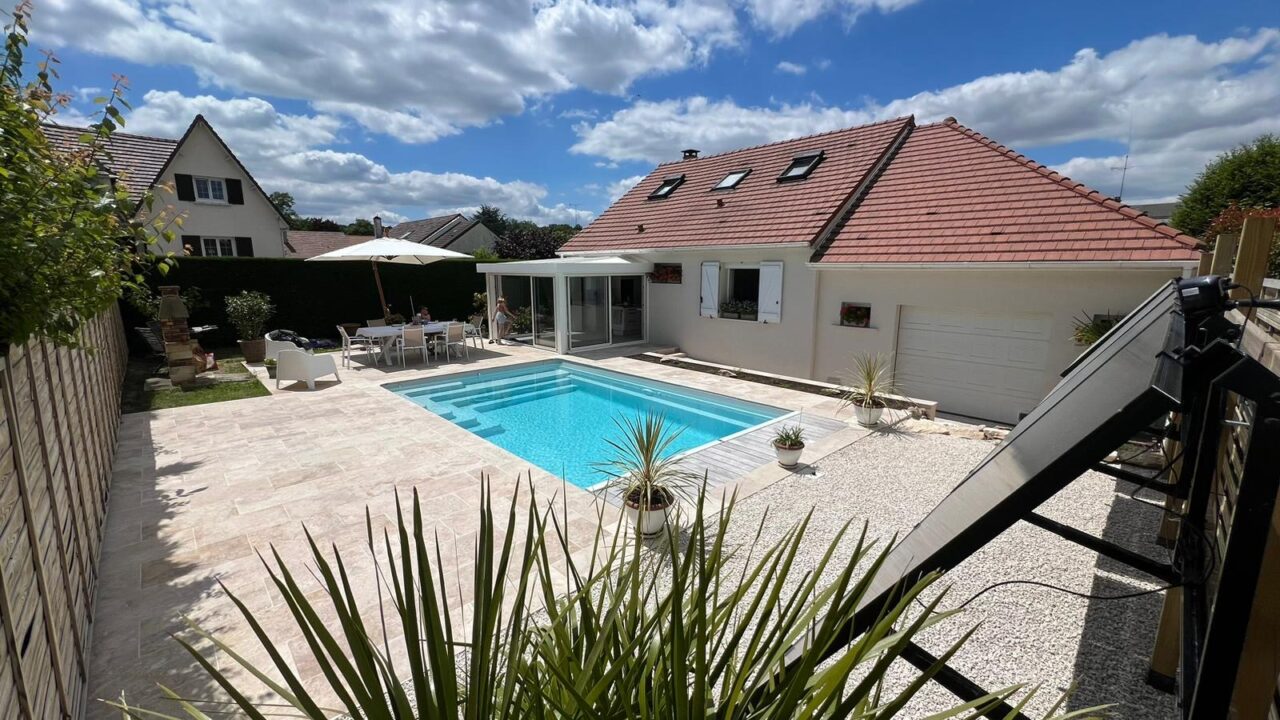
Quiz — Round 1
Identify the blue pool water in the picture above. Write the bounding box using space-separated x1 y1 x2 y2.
389 360 787 488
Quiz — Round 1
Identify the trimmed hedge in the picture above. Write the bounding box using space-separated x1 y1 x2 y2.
123 256 493 349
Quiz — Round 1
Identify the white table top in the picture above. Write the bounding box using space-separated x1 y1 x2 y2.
357 322 447 338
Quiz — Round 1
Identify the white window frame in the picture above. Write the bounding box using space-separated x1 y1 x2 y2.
201 236 238 257
194 175 228 204
713 261 783 323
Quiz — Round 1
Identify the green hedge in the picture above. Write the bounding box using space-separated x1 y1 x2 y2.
123 256 494 349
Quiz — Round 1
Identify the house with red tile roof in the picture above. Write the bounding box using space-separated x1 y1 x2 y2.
44 115 290 258
501 116 1200 422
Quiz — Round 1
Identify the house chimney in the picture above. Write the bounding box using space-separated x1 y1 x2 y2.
682 148 699 160
373 215 383 239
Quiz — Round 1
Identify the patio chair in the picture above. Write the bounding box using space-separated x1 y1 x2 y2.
264 336 306 362
337 325 378 368
276 349 339 390
464 317 485 349
367 318 387 327
396 325 430 366
434 322 468 362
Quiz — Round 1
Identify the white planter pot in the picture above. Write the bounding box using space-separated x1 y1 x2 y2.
853 405 884 427
623 502 671 538
774 443 804 468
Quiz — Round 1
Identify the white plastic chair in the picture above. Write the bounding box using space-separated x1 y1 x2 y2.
397 325 430 366
435 322 468 361
276 349 339 390
264 337 303 362
337 325 378 368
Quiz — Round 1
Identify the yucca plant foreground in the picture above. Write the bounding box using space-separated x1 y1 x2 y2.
111 478 1103 719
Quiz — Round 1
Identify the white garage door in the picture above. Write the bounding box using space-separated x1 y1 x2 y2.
895 306 1052 423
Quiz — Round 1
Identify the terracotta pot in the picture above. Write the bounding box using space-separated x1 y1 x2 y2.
623 499 672 538
853 405 884 427
773 442 804 468
239 337 267 363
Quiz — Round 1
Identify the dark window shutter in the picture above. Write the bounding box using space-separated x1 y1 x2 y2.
175 174 195 201
183 234 202 256
225 178 244 205
234 237 254 257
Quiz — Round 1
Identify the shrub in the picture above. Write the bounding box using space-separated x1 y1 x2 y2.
0 4 178 352
224 290 274 340
1172 135 1280 237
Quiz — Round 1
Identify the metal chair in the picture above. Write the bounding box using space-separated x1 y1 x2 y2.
434 322 468 361
396 325 430 366
337 325 379 368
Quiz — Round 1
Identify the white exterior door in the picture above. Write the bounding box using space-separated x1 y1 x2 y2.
895 306 1052 423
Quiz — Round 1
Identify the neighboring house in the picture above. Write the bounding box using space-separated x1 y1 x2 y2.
392 213 500 254
482 116 1200 423
284 214 500 259
1132 201 1179 225
44 115 291 258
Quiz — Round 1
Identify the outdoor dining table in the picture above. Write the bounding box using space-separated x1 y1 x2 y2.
356 322 447 365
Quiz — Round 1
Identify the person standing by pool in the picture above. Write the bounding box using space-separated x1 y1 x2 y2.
492 297 512 344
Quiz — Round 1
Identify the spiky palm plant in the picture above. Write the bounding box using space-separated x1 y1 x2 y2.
109 478 1101 719
593 412 701 510
841 352 898 410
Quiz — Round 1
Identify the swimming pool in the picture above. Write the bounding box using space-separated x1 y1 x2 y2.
390 360 788 488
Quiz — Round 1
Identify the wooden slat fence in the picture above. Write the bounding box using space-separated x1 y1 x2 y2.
0 307 127 719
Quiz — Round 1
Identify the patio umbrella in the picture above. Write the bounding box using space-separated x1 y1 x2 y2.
305 238 470 318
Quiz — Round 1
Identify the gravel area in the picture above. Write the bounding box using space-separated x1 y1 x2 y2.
716 426 1176 718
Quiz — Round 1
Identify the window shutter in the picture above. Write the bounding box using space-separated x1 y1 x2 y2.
758 261 783 323
225 178 244 205
182 234 202 256
699 262 719 317
234 237 254 257
175 174 195 201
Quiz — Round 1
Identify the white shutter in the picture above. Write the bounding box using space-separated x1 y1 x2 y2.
700 262 720 317
758 261 783 323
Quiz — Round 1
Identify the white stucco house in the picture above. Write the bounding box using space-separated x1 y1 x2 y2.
480 116 1201 423
44 115 290 258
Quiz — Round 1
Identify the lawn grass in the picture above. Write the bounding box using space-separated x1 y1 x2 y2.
122 359 271 413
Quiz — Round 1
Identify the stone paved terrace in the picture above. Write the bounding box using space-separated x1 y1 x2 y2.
89 341 876 716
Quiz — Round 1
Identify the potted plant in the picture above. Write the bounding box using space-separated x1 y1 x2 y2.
264 358 277 379
224 290 275 363
841 352 897 427
719 300 740 320
771 424 805 468
739 300 758 322
594 413 699 539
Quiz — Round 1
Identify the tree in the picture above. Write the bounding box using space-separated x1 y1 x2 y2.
472 203 511 237
294 216 344 232
494 222 567 259
268 190 298 224
0 4 176 352
345 218 374 235
1172 135 1280 237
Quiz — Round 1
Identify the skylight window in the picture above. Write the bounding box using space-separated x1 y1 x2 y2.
777 151 824 181
714 169 751 190
648 174 685 199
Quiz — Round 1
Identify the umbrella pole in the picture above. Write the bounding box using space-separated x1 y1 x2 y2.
372 260 389 319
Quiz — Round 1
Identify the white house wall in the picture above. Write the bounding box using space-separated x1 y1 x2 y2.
811 266 1184 407
150 124 288 257
642 247 819 378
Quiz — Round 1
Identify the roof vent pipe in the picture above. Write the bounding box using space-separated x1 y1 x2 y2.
682 148 699 160
373 215 383 238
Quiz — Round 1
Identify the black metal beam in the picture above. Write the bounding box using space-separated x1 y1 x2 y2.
1023 512 1180 585
900 642 1030 720
1090 462 1176 495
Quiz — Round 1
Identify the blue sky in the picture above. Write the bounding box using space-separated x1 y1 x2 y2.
31 0 1280 225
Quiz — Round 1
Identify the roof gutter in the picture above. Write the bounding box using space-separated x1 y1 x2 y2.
559 241 812 257
806 259 1200 271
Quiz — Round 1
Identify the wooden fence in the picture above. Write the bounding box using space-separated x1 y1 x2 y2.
0 307 127 719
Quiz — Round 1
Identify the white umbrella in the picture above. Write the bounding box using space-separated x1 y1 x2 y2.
306 238 471 318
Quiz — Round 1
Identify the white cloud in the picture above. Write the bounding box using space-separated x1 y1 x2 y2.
121 90 593 225
30 0 741 144
746 0 924 37
606 174 647 201
572 30 1280 201
775 61 807 75
816 58 832 70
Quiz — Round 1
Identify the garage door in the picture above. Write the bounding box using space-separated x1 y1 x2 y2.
895 306 1052 423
